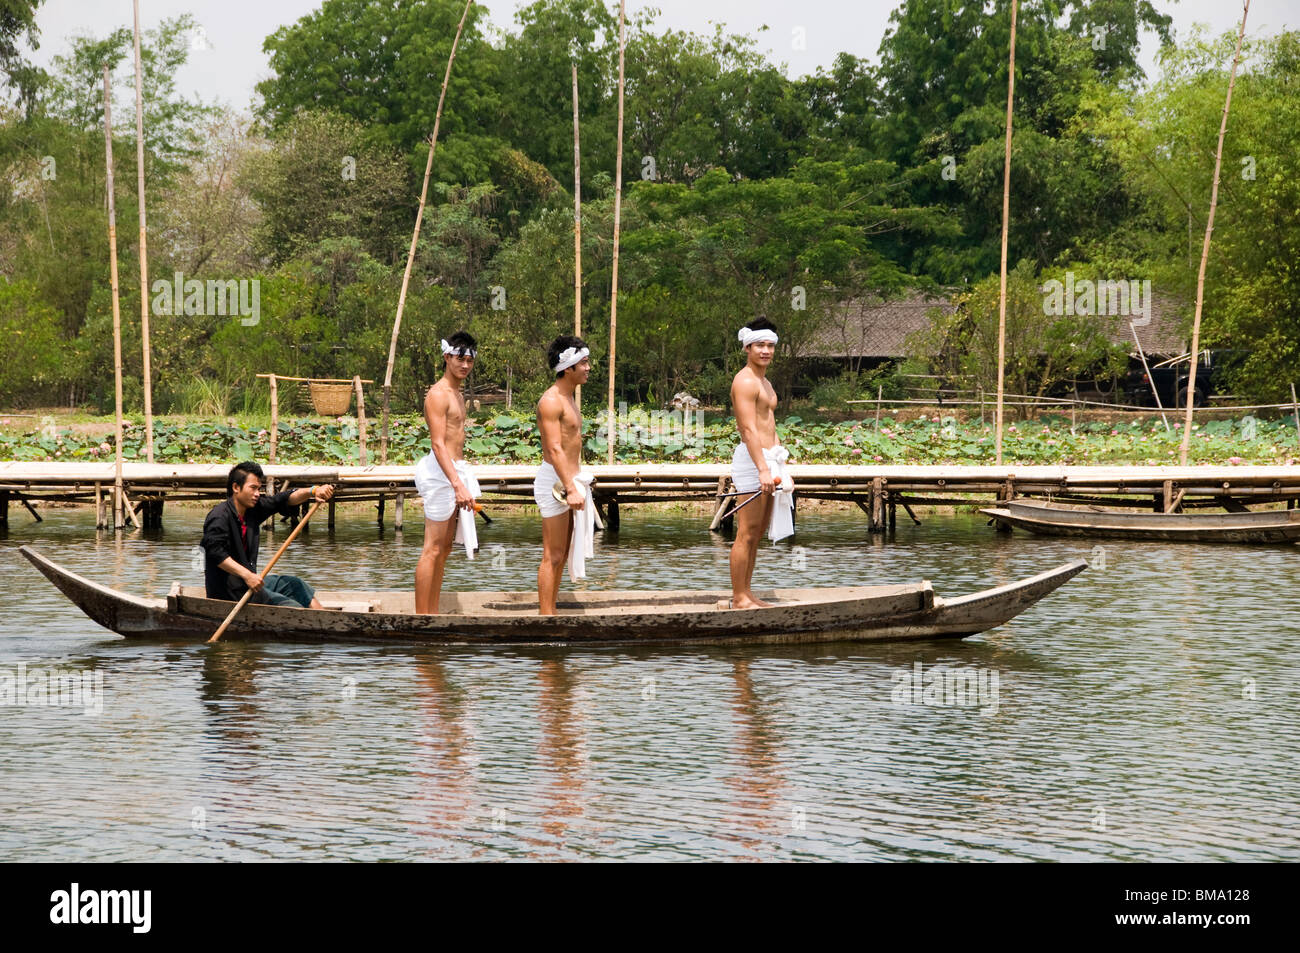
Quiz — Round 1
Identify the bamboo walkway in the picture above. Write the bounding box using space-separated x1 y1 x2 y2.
2 461 1298 532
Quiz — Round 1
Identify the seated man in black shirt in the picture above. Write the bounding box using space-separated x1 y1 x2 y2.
201 461 335 608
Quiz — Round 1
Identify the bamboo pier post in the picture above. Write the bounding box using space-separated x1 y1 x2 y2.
380 0 473 464
1180 0 1250 466
355 375 367 465
875 385 883 428
606 0 626 466
269 374 278 463
132 0 154 463
870 476 885 533
395 492 404 531
103 66 126 530
573 62 583 408
993 0 1018 467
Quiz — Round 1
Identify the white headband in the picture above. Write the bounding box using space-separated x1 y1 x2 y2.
738 327 778 348
441 338 477 358
553 346 589 373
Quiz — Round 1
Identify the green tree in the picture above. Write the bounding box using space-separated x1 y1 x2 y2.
242 110 411 266
258 0 501 156
0 278 69 406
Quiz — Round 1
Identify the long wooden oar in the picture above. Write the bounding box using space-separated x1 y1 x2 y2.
207 497 324 644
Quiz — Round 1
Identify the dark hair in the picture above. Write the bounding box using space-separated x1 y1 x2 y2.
227 461 265 497
548 335 589 378
444 329 477 357
744 315 778 335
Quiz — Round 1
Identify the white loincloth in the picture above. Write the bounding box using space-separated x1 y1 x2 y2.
534 460 597 582
414 454 481 557
730 444 795 542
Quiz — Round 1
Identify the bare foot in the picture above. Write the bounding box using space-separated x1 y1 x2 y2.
730 595 772 610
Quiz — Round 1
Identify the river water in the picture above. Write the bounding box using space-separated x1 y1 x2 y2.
1 505 1297 861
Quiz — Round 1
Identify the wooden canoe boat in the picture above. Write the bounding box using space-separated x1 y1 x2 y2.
20 545 1085 647
981 498 1300 543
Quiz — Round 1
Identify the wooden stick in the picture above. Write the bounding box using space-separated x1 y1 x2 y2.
132 0 154 463
269 374 278 463
1291 383 1300 449
380 0 473 465
355 375 367 465
573 62 583 408
607 0 626 466
103 66 126 530
256 374 373 383
207 498 324 643
994 0 1018 466
1129 321 1170 430
1180 0 1250 465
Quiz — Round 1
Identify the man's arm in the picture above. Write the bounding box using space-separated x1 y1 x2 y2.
538 392 583 511
732 374 775 494
286 483 334 507
217 556 264 593
424 385 473 510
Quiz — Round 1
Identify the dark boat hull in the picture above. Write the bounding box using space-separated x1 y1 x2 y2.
20 545 1086 647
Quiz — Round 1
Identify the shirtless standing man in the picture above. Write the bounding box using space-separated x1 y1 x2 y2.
414 331 481 614
534 335 593 615
729 316 795 609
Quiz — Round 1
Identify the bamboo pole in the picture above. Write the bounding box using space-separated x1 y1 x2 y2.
103 66 126 530
132 0 154 463
380 0 473 465
355 375 367 465
573 62 583 408
269 374 278 463
1180 0 1250 466
607 0 626 466
1291 383 1299 449
994 0 1018 466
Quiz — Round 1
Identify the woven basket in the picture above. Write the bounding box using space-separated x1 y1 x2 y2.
309 382 353 416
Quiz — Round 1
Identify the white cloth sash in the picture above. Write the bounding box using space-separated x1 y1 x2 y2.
568 472 597 583
453 460 481 558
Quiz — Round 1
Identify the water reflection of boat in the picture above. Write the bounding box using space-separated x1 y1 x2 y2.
21 546 1086 647
982 499 1300 543
198 643 265 757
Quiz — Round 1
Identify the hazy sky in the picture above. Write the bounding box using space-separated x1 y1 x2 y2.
26 0 1294 113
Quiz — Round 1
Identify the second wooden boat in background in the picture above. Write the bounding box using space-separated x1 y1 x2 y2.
981 498 1300 543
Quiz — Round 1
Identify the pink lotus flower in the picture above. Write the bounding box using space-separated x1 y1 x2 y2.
873 454 883 461
1228 456 1243 465
852 448 862 455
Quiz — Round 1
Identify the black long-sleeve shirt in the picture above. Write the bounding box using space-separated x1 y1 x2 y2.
201 490 296 600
